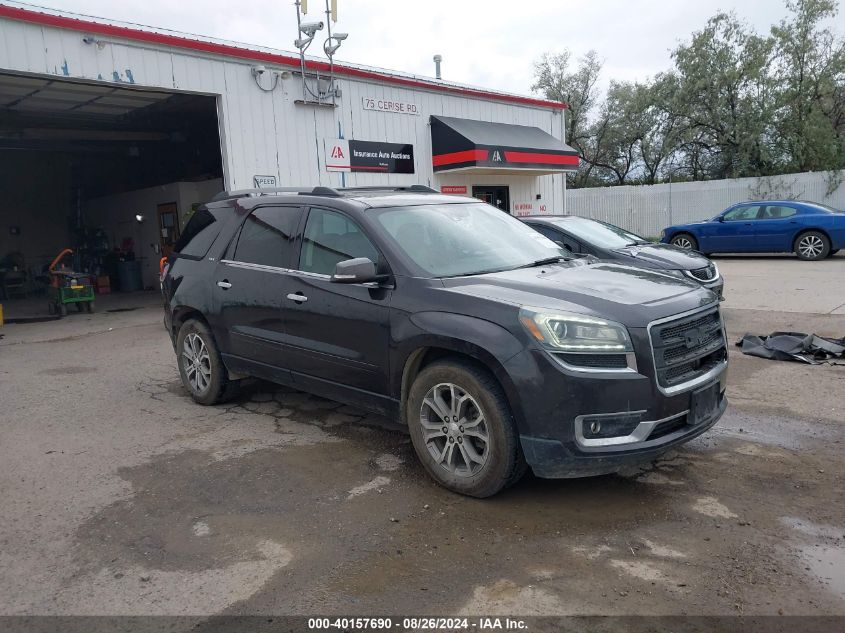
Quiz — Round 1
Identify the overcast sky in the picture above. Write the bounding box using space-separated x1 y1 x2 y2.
23 0 829 95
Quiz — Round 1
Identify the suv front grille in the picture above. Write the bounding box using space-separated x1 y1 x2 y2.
687 264 717 281
650 307 726 389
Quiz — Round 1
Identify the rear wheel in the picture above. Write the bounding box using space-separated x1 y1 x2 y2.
176 319 238 405
670 233 698 250
406 359 526 497
794 231 830 261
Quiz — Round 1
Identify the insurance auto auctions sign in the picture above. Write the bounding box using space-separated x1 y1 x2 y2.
325 139 415 174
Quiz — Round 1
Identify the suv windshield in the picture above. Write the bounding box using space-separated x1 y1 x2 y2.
552 217 647 249
372 203 566 277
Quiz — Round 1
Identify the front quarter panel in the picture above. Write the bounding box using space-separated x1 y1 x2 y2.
390 306 529 429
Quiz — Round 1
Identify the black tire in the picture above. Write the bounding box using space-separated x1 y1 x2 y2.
406 358 526 498
794 231 830 261
86 301 94 313
670 233 698 251
828 249 839 258
176 319 238 405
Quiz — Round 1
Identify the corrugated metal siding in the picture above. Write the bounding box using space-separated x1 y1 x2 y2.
0 16 567 211
565 170 845 237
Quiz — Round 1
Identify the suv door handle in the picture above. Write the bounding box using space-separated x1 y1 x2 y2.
286 293 308 303
217 280 232 289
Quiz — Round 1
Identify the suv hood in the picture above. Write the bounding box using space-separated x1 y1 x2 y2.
611 243 711 271
441 261 716 327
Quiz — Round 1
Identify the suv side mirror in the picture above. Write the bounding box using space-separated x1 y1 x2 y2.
331 257 382 284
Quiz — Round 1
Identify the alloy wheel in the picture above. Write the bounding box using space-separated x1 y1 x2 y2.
419 382 490 477
673 237 693 249
798 235 824 259
182 332 211 394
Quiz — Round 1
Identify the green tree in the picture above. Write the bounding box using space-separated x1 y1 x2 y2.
533 50 603 186
671 12 775 179
770 0 845 172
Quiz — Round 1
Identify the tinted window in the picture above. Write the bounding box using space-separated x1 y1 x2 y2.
529 224 561 242
175 208 220 258
803 202 841 214
233 206 301 268
723 206 761 221
299 208 380 275
761 205 797 219
529 224 581 253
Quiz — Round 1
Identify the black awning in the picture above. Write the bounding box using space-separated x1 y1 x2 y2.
430 115 579 174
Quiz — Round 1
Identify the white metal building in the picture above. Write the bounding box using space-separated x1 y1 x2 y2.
0 2 574 289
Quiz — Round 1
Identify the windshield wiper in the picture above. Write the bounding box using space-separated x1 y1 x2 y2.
516 256 568 269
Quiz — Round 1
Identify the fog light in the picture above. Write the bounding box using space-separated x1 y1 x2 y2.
581 412 642 440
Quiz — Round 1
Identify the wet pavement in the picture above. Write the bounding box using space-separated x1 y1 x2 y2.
0 261 843 617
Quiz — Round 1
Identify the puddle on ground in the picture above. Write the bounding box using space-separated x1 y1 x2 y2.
782 517 845 599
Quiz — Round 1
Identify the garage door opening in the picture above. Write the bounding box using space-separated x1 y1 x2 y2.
0 72 224 320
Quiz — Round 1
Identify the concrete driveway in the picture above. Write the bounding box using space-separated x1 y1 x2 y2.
0 259 843 618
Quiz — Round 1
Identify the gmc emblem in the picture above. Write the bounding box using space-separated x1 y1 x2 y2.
684 327 706 349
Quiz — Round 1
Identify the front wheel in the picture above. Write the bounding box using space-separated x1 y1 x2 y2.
176 319 237 405
406 359 526 497
670 233 698 250
794 231 830 261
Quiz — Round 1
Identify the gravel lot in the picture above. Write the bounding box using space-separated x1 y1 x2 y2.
0 254 843 617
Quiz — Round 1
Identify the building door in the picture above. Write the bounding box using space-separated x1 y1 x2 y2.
472 186 510 213
157 202 180 258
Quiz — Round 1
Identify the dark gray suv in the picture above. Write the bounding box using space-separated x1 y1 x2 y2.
162 186 728 497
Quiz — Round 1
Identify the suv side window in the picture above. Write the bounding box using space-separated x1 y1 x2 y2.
299 208 380 275
175 207 222 258
723 206 761 221
233 206 301 268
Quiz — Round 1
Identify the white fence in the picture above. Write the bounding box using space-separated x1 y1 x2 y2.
565 170 845 237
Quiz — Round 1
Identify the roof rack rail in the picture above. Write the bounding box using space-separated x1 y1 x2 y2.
336 185 438 194
210 184 438 203
210 186 341 202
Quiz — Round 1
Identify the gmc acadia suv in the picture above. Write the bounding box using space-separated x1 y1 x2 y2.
162 186 728 497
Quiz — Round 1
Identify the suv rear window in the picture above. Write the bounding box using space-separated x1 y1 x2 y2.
174 208 221 258
233 206 301 268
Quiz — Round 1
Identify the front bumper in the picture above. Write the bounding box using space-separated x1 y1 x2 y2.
521 393 726 478
503 328 728 479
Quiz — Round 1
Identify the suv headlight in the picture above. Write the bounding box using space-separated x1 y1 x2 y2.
519 307 633 353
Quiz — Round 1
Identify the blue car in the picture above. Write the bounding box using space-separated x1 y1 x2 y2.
661 200 845 261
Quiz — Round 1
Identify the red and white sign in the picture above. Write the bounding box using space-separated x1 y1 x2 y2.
513 201 536 217
325 139 351 172
440 185 468 195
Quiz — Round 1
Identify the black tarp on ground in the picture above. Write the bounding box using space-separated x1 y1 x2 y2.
736 332 845 364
